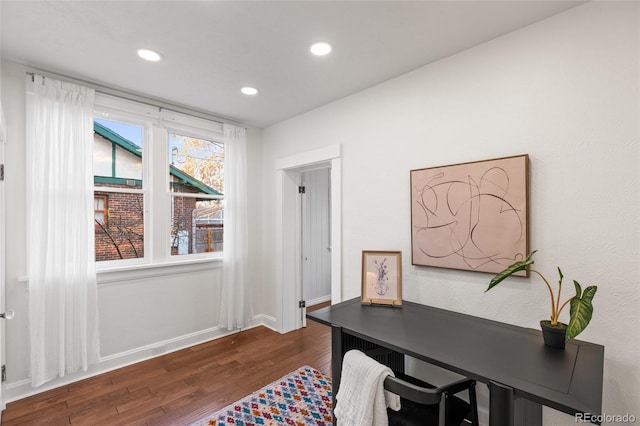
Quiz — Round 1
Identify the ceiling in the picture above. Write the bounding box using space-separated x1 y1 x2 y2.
1 1 583 128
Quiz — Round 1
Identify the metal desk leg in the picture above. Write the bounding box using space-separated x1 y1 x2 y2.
489 381 542 426
331 325 343 422
515 396 542 425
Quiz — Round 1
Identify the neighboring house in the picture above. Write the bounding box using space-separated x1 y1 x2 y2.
93 122 223 261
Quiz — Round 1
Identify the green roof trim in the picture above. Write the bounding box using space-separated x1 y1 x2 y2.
94 121 142 158
168 166 223 195
94 121 222 196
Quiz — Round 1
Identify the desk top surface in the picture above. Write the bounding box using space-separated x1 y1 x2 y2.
307 298 603 417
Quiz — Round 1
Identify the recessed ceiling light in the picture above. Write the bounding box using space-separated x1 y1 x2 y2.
310 41 333 56
241 86 258 96
137 48 162 62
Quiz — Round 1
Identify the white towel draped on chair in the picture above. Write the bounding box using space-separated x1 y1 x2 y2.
334 349 401 426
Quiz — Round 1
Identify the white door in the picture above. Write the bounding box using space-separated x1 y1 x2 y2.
0 124 6 415
294 166 332 329
0 109 12 415
301 168 331 322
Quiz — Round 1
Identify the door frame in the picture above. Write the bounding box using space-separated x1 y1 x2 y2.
275 145 341 333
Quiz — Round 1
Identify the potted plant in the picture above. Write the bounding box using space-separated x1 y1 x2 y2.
485 251 597 349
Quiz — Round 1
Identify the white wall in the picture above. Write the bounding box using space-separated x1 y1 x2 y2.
0 60 264 401
262 2 639 424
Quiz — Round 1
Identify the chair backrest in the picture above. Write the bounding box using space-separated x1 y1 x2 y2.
384 373 478 426
384 375 444 405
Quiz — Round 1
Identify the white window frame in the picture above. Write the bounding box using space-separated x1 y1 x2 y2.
93 94 224 273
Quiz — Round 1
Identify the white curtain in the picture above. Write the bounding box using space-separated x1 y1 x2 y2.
220 123 250 330
26 75 99 386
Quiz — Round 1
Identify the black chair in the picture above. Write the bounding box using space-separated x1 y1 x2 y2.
384 371 479 426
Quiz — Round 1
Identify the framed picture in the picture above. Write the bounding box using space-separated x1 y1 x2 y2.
410 154 529 276
361 251 402 306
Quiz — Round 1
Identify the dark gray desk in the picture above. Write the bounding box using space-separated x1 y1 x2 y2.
307 298 604 426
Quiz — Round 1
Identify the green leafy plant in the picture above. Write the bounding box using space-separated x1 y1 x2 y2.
486 251 597 340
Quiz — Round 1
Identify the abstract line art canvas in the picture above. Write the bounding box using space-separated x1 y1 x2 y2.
410 154 529 276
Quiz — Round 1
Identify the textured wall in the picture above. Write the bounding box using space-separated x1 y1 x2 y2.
262 3 639 424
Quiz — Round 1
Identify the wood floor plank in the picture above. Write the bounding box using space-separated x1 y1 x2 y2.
65 386 130 411
2 303 331 425
69 404 119 426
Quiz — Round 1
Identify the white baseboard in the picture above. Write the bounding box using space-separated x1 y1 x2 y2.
4 314 277 404
250 313 278 332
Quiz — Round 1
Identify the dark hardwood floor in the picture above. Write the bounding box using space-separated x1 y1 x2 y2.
1 302 331 425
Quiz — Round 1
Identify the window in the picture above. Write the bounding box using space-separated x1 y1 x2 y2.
94 195 108 229
93 117 145 262
93 95 224 268
169 133 224 255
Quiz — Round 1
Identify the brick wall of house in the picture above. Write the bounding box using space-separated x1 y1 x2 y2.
95 190 144 262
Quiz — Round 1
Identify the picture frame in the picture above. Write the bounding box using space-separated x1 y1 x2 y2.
410 154 529 276
361 251 402 306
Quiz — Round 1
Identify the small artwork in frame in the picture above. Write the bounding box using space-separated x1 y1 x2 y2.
361 251 402 306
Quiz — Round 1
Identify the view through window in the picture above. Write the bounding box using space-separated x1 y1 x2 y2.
93 118 144 262
169 133 224 255
92 115 224 263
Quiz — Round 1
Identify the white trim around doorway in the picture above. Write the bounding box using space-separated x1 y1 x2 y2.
274 145 341 333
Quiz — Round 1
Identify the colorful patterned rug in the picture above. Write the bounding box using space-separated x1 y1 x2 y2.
191 365 333 426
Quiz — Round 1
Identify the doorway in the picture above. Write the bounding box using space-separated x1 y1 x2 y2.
275 145 341 333
299 166 331 327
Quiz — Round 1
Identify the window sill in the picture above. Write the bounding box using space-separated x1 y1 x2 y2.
18 258 222 285
96 257 223 285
